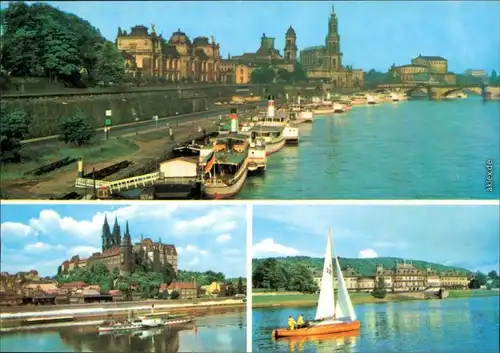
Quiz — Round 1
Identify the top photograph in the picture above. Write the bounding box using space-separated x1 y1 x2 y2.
0 1 498 200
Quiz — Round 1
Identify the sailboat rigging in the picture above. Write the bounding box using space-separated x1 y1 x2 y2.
272 228 360 338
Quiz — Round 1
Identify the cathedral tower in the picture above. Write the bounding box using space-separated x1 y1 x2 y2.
325 5 342 71
112 216 121 247
120 221 133 276
284 26 297 63
101 215 111 252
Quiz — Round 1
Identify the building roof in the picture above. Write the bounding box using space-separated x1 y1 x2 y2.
162 44 181 58
129 25 149 37
100 246 120 258
167 282 196 290
193 36 210 46
194 49 209 61
286 26 296 37
415 55 447 61
60 281 87 289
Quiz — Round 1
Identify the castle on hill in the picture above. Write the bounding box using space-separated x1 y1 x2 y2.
59 216 178 276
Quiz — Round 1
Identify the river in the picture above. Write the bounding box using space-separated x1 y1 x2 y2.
0 310 246 353
238 96 500 199
252 296 499 353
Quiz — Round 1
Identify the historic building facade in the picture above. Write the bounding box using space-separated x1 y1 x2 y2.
59 216 178 276
391 55 456 85
299 6 363 88
117 25 221 82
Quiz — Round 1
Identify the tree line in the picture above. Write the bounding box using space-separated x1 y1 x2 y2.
56 261 245 299
250 63 308 85
1 2 125 87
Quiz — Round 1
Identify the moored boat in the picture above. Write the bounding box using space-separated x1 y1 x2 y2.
283 125 299 145
367 94 377 105
272 228 360 338
247 126 285 155
333 102 346 113
248 139 267 171
98 319 144 333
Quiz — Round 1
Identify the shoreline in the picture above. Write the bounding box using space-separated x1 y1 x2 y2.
0 300 245 328
252 290 499 309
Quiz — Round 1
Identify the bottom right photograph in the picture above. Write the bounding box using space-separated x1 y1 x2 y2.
251 204 500 353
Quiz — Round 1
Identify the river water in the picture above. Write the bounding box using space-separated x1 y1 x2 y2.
0 310 246 353
252 296 499 353
238 96 500 199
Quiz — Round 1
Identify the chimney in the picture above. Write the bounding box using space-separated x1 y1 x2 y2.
267 95 275 119
230 108 238 133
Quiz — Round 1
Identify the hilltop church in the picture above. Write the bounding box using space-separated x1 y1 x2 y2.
299 6 364 88
60 216 178 276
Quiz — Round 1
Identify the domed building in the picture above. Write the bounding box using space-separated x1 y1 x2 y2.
116 25 221 82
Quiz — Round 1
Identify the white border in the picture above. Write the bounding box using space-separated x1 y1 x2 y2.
245 202 253 353
0 199 498 206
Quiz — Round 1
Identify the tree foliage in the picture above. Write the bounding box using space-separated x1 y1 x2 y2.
237 277 244 294
0 105 29 162
489 70 499 86
469 271 488 289
371 277 387 299
170 290 180 300
58 112 95 146
250 65 276 84
253 258 318 293
1 2 125 86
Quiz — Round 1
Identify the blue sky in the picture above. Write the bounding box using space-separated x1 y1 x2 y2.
4 1 499 73
252 204 500 274
0 203 246 277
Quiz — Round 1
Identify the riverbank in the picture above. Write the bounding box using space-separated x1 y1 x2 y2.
251 289 499 308
0 299 246 328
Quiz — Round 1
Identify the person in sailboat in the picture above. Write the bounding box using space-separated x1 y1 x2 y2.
287 315 296 330
296 313 306 328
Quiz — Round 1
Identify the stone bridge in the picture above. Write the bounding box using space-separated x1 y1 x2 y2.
377 83 486 100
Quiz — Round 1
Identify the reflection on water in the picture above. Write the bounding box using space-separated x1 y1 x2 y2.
238 97 500 199
253 296 499 353
1 310 246 353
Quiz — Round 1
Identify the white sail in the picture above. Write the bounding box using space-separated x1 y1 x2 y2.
333 244 356 321
315 229 335 321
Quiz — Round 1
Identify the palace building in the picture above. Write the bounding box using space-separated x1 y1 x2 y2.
299 6 364 88
59 216 178 276
390 55 456 85
117 25 221 82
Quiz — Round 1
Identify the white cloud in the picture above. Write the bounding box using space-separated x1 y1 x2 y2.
1 222 33 237
253 238 300 257
178 244 208 257
359 249 378 258
24 242 64 253
216 234 232 243
67 246 101 258
188 257 200 266
172 208 241 235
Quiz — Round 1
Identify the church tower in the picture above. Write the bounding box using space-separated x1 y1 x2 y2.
325 5 342 71
120 221 133 276
101 215 111 252
284 26 297 64
112 216 121 247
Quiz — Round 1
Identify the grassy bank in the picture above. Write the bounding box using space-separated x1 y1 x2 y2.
1 137 139 182
252 290 499 308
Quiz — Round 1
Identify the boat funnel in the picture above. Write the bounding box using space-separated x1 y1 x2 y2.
326 91 331 100
267 95 275 119
297 95 301 105
230 108 238 133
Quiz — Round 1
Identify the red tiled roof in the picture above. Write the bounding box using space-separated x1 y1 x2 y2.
60 281 86 289
167 282 196 290
109 290 120 296
29 270 38 274
101 247 120 258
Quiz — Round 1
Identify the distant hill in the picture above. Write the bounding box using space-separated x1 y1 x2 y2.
252 256 471 277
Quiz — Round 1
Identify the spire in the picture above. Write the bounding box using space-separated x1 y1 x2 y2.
158 236 162 244
112 216 121 246
331 4 335 14
124 221 131 240
101 214 111 251
140 233 144 242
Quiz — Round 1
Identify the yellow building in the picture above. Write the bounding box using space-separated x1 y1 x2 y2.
299 6 363 88
117 25 221 82
392 262 426 292
357 277 376 292
411 55 448 74
440 270 469 289
205 281 225 295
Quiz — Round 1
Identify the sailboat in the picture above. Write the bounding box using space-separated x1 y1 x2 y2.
272 229 360 338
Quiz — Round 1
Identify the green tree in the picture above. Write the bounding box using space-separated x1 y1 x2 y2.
291 63 308 83
204 270 225 284
224 283 236 297
490 70 498 86
94 41 125 85
237 277 244 294
283 263 318 293
170 290 180 300
252 258 286 291
161 263 176 285
251 65 275 84
58 112 95 146
488 270 498 280
100 282 111 294
276 68 291 82
372 277 387 299
0 106 29 162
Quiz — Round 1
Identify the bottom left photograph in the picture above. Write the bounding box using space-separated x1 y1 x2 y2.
0 202 248 353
